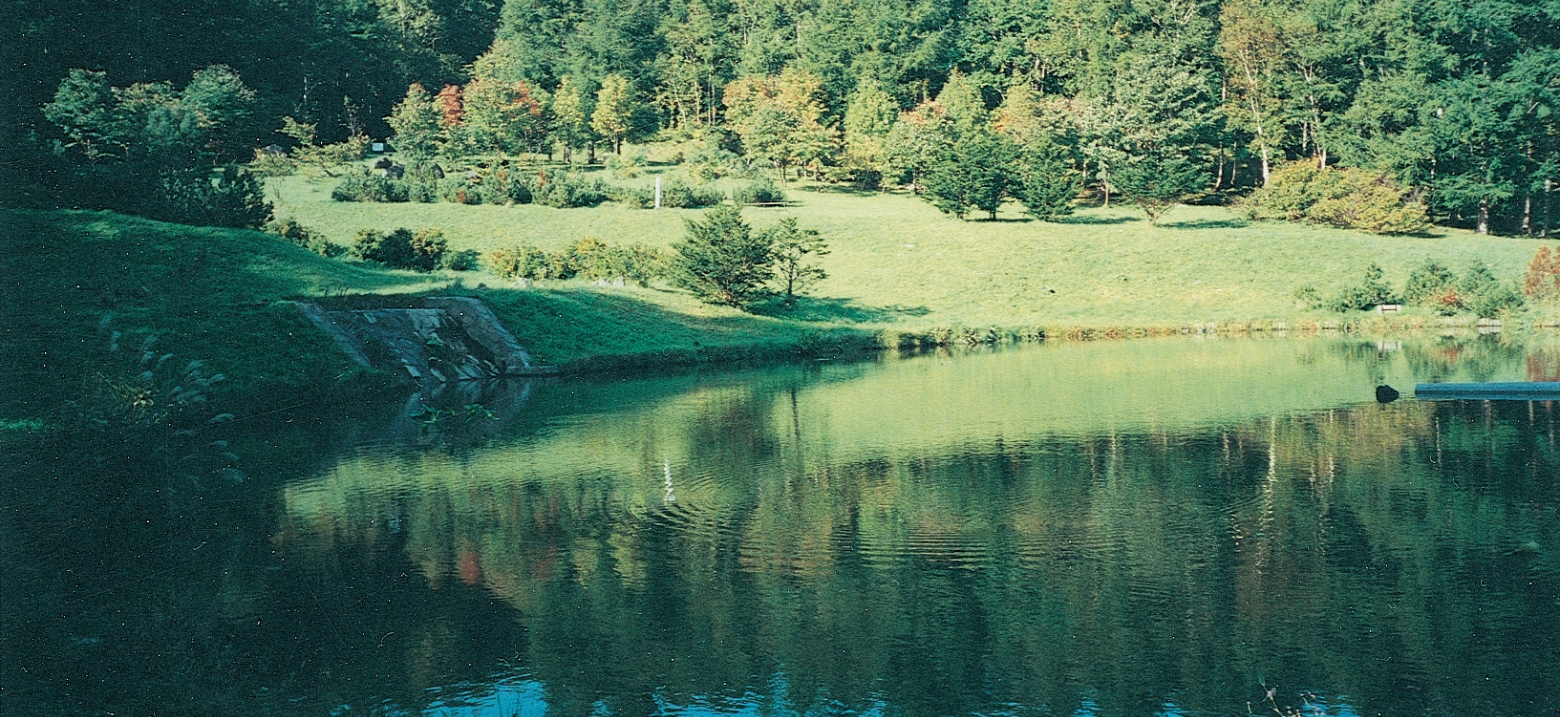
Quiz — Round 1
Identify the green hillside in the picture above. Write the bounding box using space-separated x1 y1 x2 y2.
3 198 1556 426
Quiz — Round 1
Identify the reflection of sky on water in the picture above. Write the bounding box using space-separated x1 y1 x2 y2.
423 679 549 717
420 675 896 717
413 678 1364 717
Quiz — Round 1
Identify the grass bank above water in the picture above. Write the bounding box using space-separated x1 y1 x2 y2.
273 171 1554 327
5 188 1558 424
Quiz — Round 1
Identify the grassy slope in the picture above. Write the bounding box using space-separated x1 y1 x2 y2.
272 169 1555 333
7 170 1558 421
0 209 444 421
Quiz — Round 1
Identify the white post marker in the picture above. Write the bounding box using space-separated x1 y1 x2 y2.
655 176 662 209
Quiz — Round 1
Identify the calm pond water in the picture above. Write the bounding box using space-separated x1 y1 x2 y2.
4 336 1559 716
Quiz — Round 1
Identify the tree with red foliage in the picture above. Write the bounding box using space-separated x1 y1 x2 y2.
1523 246 1560 302
436 84 463 127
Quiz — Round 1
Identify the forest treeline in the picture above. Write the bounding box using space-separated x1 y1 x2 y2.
4 0 1558 234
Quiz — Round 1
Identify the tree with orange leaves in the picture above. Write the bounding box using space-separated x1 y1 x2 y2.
436 85 463 127
458 77 549 157
1524 246 1560 302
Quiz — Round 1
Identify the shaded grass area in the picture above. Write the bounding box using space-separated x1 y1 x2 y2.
0 208 881 424
310 284 883 371
0 209 441 422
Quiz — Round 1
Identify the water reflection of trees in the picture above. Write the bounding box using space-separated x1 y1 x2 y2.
12 338 1556 716
273 387 1560 716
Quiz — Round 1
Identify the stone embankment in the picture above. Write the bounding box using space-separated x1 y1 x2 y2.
297 296 557 385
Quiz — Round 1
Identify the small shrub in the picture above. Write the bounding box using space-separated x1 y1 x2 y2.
606 180 724 209
620 243 669 286
332 170 408 202
671 205 774 307
1326 263 1397 312
1248 162 1429 234
265 219 345 257
407 228 448 271
478 168 533 205
1428 286 1464 316
682 143 742 182
1293 284 1323 310
1403 260 1458 306
1248 162 1323 221
406 178 440 203
1458 260 1523 318
1465 283 1523 318
439 179 485 205
607 151 647 179
607 185 656 208
733 177 786 205
487 240 665 283
350 227 448 271
661 179 724 208
488 245 555 280
159 166 274 228
440 248 479 271
566 237 616 279
502 175 533 204
530 171 606 208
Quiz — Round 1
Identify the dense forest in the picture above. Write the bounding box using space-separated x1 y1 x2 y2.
3 0 1557 234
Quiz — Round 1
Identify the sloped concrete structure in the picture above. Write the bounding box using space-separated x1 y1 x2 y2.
296 298 557 384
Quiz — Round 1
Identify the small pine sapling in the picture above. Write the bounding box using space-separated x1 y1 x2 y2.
765 218 829 306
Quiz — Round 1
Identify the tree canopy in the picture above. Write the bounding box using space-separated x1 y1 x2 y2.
8 0 1559 235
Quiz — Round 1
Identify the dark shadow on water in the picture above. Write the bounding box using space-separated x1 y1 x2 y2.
1162 218 1250 230
1053 214 1140 225
750 296 930 323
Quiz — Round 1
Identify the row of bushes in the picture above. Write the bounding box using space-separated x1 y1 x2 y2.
604 181 725 209
1297 259 1524 317
1246 162 1430 235
266 219 346 257
351 228 478 271
489 237 670 285
268 220 475 272
332 166 783 209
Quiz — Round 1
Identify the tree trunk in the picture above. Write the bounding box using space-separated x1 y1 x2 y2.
1213 147 1225 192
1522 193 1532 235
588 142 596 164
1544 178 1553 238
1478 196 1490 235
1260 146 1270 187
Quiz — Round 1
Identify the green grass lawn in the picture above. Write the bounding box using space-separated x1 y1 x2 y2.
272 168 1555 331
5 172 1556 423
0 206 861 422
